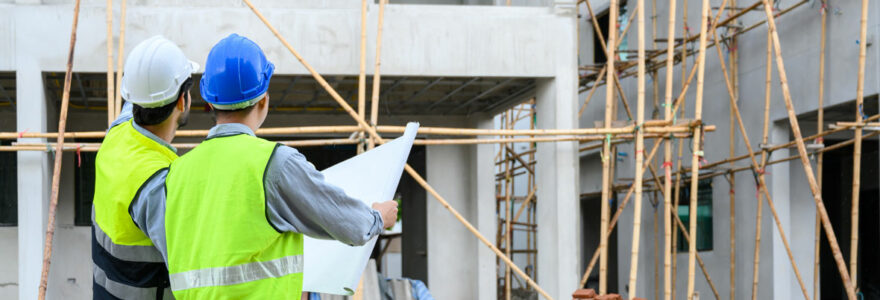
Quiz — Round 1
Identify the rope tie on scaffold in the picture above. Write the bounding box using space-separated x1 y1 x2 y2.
693 150 706 168
600 133 613 163
751 167 768 199
858 103 868 121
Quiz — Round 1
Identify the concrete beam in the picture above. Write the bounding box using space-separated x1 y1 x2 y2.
0 2 562 77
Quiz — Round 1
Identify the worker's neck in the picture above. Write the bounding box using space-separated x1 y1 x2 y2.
140 120 177 144
215 115 261 133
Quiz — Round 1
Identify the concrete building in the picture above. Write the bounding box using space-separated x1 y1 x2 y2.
1 0 577 299
0 0 877 299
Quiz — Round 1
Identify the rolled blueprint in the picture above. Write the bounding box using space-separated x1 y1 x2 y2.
302 122 419 295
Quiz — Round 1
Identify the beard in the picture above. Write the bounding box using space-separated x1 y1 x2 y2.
177 106 190 128
176 93 192 128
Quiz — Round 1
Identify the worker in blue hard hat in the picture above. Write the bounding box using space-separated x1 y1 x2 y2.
92 35 197 299
129 33 399 299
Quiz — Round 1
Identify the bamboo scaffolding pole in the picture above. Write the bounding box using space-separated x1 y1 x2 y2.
367 0 387 150
357 0 367 154
495 111 507 278
752 27 772 300
849 0 870 287
242 1 553 298
760 0 856 298
711 23 811 300
670 75 684 300
416 134 709 145
528 104 536 278
38 1 80 298
0 122 711 141
380 123 698 136
3 133 718 153
505 110 513 300
626 0 647 294
685 0 711 296
728 0 739 297
661 0 678 296
7 139 362 152
813 3 827 298
598 0 619 292
832 121 880 128
651 0 659 122
105 0 114 126
113 0 126 119
653 192 660 300
650 40 661 300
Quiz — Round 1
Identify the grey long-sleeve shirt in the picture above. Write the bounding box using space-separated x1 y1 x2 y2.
130 123 385 262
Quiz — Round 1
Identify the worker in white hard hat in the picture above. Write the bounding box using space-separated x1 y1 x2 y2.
91 35 197 300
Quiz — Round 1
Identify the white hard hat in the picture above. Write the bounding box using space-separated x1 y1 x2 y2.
120 35 199 108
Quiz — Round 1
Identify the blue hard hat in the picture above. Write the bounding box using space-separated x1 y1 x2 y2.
200 33 275 110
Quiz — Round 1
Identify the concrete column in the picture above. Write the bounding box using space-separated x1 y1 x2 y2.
426 143 479 299
16 58 50 300
536 2 579 297
470 115 497 300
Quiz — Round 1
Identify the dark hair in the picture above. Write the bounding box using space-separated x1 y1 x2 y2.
132 78 194 126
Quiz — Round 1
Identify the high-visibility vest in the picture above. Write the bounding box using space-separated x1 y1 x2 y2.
92 119 177 299
164 133 304 299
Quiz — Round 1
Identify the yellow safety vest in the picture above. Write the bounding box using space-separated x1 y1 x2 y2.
92 119 177 299
94 119 177 249
164 133 303 299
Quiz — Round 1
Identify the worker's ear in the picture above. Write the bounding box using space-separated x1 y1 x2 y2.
176 92 187 112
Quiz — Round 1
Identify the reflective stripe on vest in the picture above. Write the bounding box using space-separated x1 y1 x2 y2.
93 264 160 299
169 255 303 291
165 133 303 298
92 207 163 263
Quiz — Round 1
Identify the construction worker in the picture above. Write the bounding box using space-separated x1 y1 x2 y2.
92 36 197 299
129 33 399 299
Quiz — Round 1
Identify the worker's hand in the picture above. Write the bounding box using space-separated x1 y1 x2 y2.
372 200 399 229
